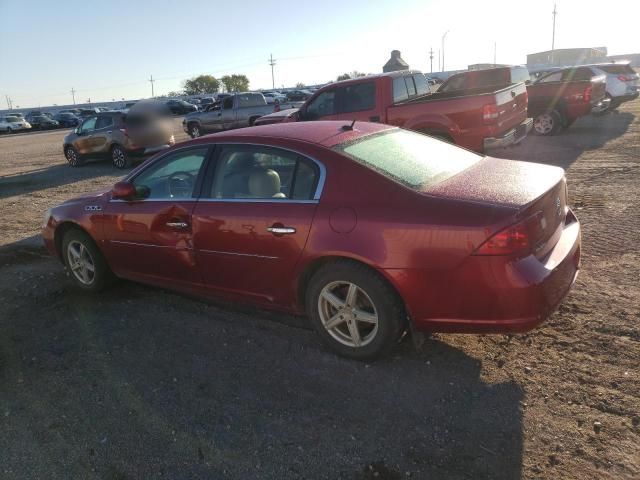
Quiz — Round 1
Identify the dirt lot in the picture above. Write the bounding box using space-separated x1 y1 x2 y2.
0 107 638 479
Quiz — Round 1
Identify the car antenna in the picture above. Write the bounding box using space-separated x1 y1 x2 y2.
341 119 356 131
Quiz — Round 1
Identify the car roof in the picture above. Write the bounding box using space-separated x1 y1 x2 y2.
189 121 395 148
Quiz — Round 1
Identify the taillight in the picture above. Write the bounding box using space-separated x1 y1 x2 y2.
583 86 592 103
482 103 499 124
617 75 630 82
119 128 129 137
473 212 546 256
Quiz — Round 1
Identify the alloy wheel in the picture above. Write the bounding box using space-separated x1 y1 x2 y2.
190 125 200 138
534 114 554 135
318 281 379 348
112 147 126 168
66 240 96 286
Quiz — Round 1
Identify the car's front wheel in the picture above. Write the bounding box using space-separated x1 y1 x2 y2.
65 146 84 167
62 229 114 292
188 123 201 138
111 145 131 169
306 261 405 360
533 110 563 136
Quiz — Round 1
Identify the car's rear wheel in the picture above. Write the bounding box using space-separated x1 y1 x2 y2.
62 229 114 292
65 146 84 167
533 110 562 136
111 144 131 169
6 127 12 134
306 261 405 360
188 123 200 138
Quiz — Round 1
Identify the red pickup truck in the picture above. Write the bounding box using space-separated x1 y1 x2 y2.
254 70 532 153
527 67 607 135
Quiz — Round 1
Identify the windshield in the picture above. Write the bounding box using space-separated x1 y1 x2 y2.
5 116 19 122
336 129 481 189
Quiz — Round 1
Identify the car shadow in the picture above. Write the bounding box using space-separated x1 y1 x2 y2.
0 268 525 480
491 111 635 169
0 161 136 200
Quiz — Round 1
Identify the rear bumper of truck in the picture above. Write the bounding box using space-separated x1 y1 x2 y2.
484 118 532 151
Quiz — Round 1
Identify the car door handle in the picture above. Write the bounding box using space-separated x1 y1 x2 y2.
166 221 189 229
267 226 296 235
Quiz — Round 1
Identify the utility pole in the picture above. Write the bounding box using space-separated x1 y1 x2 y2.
494 41 497 66
149 75 155 98
70 87 76 105
429 48 434 73
5 95 12 110
441 30 449 72
268 54 276 90
552 3 557 51
438 49 441 71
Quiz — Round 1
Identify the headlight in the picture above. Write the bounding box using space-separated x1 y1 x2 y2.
43 208 52 228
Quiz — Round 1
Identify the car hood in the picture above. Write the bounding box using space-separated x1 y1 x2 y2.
423 156 565 209
59 188 111 206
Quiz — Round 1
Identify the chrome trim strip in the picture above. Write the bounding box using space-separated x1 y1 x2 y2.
110 240 190 250
198 249 278 260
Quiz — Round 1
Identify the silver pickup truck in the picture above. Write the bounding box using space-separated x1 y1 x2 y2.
182 92 275 138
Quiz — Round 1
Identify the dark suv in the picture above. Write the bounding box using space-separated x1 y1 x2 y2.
63 111 175 168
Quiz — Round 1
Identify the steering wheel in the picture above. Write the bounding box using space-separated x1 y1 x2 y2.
168 171 195 198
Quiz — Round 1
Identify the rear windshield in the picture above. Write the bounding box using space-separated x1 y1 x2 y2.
335 129 481 189
598 64 635 75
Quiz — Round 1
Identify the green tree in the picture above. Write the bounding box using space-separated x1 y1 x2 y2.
166 90 184 97
295 82 305 88
221 74 250 92
182 75 220 95
336 71 367 81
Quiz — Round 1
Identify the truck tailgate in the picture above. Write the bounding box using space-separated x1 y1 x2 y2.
493 82 528 133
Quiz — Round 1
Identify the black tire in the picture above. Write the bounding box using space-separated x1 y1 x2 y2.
111 144 131 169
305 260 405 360
533 110 563 136
249 116 260 127
564 117 576 128
188 123 201 138
592 94 613 116
65 146 84 167
61 229 114 292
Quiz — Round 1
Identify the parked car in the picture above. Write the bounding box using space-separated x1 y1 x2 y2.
583 62 639 112
78 108 101 118
182 92 274 138
199 97 217 108
263 92 287 104
54 112 82 127
528 67 607 135
255 70 532 153
43 121 581 359
29 115 59 130
286 89 313 101
62 111 175 168
165 99 198 115
59 109 83 116
0 115 32 133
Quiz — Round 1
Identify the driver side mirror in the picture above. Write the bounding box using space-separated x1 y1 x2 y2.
111 181 136 200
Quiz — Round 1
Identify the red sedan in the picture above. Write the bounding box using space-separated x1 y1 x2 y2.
42 121 581 359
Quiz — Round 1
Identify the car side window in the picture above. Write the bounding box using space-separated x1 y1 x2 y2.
223 97 234 110
131 147 208 200
338 82 376 114
95 116 114 129
80 116 97 132
538 72 562 83
305 90 336 119
393 77 409 103
211 146 319 200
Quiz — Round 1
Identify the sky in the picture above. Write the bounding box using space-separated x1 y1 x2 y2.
1 0 639 108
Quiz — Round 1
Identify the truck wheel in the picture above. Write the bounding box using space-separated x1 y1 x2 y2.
188 123 201 138
111 145 131 169
65 146 84 167
533 110 562 136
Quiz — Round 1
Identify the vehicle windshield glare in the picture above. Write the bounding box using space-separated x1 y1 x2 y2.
336 129 481 189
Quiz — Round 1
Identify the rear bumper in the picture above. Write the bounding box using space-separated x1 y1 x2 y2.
387 210 581 334
613 91 639 104
483 118 533 151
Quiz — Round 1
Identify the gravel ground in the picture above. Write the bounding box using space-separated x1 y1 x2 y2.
0 106 638 479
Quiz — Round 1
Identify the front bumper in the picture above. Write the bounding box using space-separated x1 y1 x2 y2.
483 118 533 151
387 209 581 334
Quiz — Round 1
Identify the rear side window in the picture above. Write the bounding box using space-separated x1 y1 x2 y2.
405 77 417 97
413 74 430 96
561 68 594 82
339 82 375 114
336 129 480 189
237 93 263 107
223 97 234 109
598 64 635 75
393 77 409 103
95 116 114 129
537 71 562 83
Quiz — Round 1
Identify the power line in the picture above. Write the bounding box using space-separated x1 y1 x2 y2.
268 54 276 90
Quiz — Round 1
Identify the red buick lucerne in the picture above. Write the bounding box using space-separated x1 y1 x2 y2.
42 121 581 359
